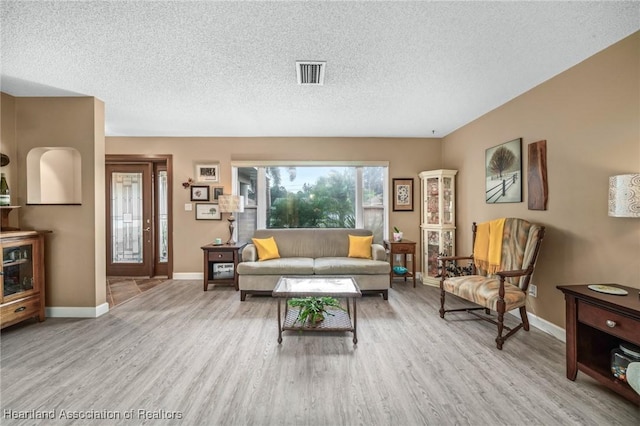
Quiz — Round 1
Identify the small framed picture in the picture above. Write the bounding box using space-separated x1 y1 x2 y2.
212 186 224 202
190 185 209 201
393 178 414 211
195 203 221 220
195 163 220 183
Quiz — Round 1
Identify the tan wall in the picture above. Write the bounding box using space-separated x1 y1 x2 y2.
106 137 441 274
8 96 106 308
442 32 640 328
0 93 19 229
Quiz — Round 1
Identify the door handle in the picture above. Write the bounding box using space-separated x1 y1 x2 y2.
143 227 151 232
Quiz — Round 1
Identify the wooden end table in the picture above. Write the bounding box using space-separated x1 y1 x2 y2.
383 239 417 287
201 242 245 291
557 284 640 404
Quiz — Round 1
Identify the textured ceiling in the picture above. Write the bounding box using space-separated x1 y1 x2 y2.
1 1 638 137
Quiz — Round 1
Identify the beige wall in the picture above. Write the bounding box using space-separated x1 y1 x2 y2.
442 32 640 327
2 95 107 309
106 137 441 274
0 93 19 229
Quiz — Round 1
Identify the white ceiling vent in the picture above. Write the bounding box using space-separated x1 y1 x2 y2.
296 61 326 85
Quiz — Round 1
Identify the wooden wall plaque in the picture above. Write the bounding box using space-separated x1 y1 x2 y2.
528 140 548 210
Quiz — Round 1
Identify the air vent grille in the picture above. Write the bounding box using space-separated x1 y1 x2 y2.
296 61 325 85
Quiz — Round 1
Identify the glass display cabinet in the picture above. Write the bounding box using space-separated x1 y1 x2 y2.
419 169 457 286
1 231 48 329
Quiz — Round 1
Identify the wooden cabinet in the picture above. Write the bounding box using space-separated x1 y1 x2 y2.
419 169 457 286
1 231 48 329
557 284 640 404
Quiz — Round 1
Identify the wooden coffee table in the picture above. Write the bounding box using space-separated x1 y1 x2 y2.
272 276 362 344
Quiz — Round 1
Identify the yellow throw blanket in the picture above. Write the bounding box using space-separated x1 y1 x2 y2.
473 218 505 274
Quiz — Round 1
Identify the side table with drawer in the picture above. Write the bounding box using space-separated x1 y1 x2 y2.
383 239 417 287
557 284 640 404
201 243 245 291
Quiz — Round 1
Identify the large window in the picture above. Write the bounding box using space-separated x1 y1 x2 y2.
233 162 388 243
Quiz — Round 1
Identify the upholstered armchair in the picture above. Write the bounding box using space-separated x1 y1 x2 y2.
438 218 545 349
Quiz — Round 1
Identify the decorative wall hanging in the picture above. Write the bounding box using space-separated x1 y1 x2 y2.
195 162 220 183
212 187 224 202
393 178 414 211
190 185 210 201
485 138 522 203
528 140 548 210
195 203 221 220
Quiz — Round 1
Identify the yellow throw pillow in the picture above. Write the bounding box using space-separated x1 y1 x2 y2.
348 235 373 259
252 236 280 261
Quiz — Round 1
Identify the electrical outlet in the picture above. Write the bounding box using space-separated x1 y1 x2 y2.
529 284 538 298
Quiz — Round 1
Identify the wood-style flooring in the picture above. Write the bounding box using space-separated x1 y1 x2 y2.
1 280 638 425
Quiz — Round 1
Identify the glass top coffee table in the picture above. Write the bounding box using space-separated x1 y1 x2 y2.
272 276 362 344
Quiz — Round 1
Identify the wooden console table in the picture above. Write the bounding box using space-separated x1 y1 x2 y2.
201 243 245 291
384 239 416 287
557 284 640 404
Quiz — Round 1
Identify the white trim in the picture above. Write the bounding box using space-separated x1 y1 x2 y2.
46 303 110 318
173 272 204 280
509 308 566 342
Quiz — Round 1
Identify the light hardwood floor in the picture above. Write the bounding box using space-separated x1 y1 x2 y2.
1 280 638 425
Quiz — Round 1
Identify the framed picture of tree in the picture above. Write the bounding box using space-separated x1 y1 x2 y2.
485 138 522 203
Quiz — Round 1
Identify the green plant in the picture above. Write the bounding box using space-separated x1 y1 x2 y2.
393 226 401 233
287 296 345 325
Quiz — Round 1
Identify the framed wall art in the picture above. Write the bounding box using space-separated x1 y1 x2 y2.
195 162 220 183
190 185 209 201
212 186 224 202
392 178 414 211
485 138 522 203
528 140 548 210
195 203 221 220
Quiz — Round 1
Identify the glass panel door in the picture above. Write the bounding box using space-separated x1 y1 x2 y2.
3 242 35 299
106 164 152 276
426 177 440 225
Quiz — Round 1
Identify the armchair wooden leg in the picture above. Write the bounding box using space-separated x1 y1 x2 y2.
496 299 506 350
520 306 530 331
439 282 446 318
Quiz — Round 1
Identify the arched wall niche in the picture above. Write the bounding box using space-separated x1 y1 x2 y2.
27 147 82 204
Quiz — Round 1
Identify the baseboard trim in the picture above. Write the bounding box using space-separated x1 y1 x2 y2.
46 303 110 318
173 272 203 280
510 308 566 343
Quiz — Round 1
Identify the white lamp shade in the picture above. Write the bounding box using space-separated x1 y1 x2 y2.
608 174 640 217
218 195 245 213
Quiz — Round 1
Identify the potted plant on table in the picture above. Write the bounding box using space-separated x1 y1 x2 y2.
393 226 403 242
288 296 345 326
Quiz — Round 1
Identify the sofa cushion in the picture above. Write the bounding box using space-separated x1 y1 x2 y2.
237 257 314 275
348 235 373 259
250 228 373 258
252 236 280 261
314 257 390 275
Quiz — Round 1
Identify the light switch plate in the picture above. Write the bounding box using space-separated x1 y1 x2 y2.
185 203 193 211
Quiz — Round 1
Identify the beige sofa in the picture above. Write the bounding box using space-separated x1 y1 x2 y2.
237 228 390 301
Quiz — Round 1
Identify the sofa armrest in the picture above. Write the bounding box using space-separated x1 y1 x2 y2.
372 244 386 261
241 244 257 262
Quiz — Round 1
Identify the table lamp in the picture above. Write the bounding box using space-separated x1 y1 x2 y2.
608 174 640 217
218 195 244 245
